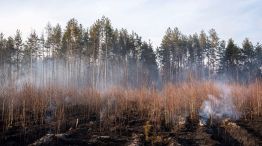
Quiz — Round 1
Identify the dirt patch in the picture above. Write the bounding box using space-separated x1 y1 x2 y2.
1 112 262 145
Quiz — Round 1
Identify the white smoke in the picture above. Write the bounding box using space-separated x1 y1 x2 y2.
199 83 240 125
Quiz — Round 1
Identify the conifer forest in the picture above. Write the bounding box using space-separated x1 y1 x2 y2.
0 2 262 146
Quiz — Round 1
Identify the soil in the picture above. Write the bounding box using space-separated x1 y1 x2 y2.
1 114 262 146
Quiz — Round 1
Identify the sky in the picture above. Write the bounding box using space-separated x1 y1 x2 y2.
0 0 261 47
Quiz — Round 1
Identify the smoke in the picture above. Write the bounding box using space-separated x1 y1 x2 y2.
0 57 153 90
199 83 240 125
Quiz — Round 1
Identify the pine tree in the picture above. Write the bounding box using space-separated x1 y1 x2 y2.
62 18 82 57
224 38 241 81
196 31 205 66
89 20 101 62
82 28 91 58
254 43 262 78
217 40 226 74
158 28 172 82
171 27 183 80
198 30 207 78
0 33 7 64
188 33 199 65
241 38 255 81
99 16 114 87
14 30 23 65
208 29 219 76
23 31 39 82
140 41 158 85
100 16 114 61
53 24 62 57
6 36 15 64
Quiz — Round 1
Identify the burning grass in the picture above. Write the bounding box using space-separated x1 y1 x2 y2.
0 80 262 145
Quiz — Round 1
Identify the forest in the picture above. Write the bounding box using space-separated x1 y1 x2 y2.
0 17 262 146
0 16 261 89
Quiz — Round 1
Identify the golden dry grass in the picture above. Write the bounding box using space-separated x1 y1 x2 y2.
0 80 261 134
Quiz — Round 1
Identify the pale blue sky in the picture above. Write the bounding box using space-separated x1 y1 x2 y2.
0 0 261 47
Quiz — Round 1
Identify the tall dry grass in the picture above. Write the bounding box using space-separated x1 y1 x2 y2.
0 81 261 134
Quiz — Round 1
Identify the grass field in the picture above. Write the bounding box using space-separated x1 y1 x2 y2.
0 80 262 145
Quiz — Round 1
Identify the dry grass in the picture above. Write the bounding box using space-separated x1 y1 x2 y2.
0 80 261 135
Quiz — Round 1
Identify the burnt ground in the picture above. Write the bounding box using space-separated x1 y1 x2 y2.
175 118 220 146
1 115 262 146
237 117 262 141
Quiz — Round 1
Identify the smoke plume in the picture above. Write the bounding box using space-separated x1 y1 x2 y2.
199 83 240 125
